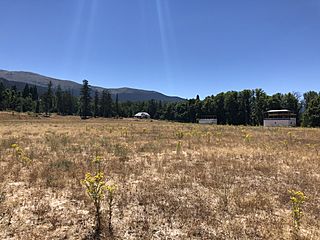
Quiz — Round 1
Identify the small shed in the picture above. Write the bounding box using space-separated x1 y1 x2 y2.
263 109 296 127
134 112 150 119
198 115 217 125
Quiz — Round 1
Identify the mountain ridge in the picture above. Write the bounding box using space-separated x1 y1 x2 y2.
0 69 185 102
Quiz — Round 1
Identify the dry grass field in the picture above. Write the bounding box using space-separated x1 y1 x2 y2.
0 112 319 239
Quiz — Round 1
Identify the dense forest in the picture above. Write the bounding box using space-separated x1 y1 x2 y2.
1 80 320 127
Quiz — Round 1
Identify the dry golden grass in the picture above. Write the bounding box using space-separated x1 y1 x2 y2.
0 112 319 239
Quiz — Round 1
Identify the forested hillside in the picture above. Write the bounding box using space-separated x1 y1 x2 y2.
0 70 184 102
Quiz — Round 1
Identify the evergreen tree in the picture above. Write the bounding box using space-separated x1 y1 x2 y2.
35 99 40 113
303 91 318 110
115 93 119 117
79 80 92 119
252 89 268 125
16 92 23 112
31 85 38 101
155 100 163 119
11 86 17 93
238 90 254 125
3 89 12 110
100 90 113 117
267 93 283 110
163 102 175 120
93 90 99 117
283 92 301 124
62 90 77 115
9 88 18 110
147 99 157 118
0 82 5 110
214 93 226 124
302 96 320 127
175 101 189 122
224 91 239 125
43 81 53 116
56 85 63 115
22 84 30 98
23 96 34 112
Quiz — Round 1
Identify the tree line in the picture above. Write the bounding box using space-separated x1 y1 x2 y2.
0 79 320 127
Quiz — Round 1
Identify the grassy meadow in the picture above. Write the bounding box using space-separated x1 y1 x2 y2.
0 112 319 239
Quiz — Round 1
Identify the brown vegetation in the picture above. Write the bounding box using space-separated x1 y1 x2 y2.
0 112 319 239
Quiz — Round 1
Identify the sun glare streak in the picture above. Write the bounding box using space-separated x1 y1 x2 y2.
81 0 97 70
155 0 173 89
63 0 97 75
63 0 86 71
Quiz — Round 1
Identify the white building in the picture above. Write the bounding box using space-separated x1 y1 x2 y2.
198 115 218 125
134 112 150 119
263 110 296 127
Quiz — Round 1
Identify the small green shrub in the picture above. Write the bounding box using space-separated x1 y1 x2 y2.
11 143 32 165
82 172 106 237
176 131 184 139
106 184 116 234
289 190 307 233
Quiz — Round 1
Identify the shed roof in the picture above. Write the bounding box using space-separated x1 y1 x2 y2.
134 112 150 117
267 109 291 113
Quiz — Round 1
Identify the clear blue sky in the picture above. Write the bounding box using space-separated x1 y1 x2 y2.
1 0 320 99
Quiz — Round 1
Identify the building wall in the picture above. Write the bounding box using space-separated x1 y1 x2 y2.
199 119 217 124
263 118 296 127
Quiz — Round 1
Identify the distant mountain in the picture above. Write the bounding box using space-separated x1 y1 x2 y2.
0 77 48 95
0 70 185 102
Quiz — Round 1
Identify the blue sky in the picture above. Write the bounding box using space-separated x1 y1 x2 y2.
1 0 320 99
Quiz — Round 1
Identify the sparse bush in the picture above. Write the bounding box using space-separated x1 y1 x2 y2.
82 172 106 238
106 184 116 234
176 140 182 155
176 131 184 139
289 190 307 234
11 143 32 165
243 133 251 142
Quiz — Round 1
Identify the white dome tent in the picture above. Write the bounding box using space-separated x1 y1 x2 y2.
134 112 150 119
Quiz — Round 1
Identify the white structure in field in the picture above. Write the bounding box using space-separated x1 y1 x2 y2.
198 115 217 125
263 110 296 127
134 112 150 119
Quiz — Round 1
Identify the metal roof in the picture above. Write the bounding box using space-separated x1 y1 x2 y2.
267 109 291 113
134 112 150 117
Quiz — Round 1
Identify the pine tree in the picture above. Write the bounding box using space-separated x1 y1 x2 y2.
238 90 254 125
56 85 63 115
252 89 268 125
100 90 112 117
303 96 320 127
224 91 239 125
62 90 76 115
115 93 119 117
79 80 92 119
31 85 38 101
9 88 18 110
93 90 99 117
35 99 40 113
23 96 34 112
43 81 53 116
0 82 5 110
147 99 157 119
22 84 30 98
